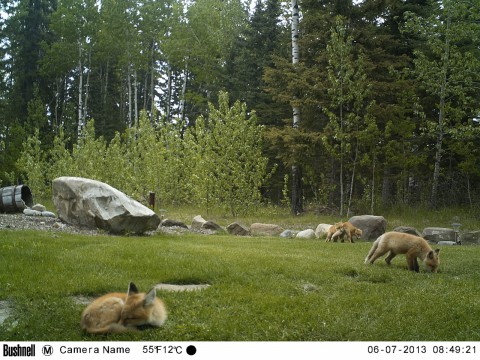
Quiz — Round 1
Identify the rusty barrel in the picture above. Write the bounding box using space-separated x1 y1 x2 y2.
0 185 34 213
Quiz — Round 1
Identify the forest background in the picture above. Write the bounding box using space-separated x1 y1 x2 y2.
1 0 479 217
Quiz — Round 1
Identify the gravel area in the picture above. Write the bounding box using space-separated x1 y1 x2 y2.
0 213 101 235
0 212 216 236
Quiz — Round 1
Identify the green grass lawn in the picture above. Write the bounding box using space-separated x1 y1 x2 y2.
1 228 479 341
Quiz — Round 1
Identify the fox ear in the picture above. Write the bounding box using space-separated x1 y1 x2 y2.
128 282 139 295
144 288 157 306
435 249 440 255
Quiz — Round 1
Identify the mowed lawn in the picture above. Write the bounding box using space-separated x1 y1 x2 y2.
0 229 479 341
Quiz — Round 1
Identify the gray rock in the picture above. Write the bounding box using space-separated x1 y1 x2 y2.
202 220 222 231
296 229 316 239
191 215 207 230
31 203 46 212
422 227 456 243
250 223 284 236
348 215 387 241
315 223 332 238
393 226 422 237
23 208 42 216
161 219 188 229
437 241 458 246
460 231 480 245
52 177 160 234
41 211 56 218
226 222 250 236
280 229 296 238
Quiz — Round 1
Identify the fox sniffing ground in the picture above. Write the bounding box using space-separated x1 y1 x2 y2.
80 282 167 334
365 231 440 273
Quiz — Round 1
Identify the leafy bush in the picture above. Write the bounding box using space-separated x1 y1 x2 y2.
16 92 271 215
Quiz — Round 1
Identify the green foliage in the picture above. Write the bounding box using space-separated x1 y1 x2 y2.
16 129 48 199
17 93 270 214
188 91 271 216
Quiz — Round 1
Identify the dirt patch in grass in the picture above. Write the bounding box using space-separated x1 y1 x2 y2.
155 283 210 292
0 300 13 326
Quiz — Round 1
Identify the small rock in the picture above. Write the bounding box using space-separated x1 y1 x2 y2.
202 220 222 231
437 241 458 246
315 224 332 238
280 229 296 238
393 226 422 237
296 229 316 239
161 219 188 228
31 203 46 212
23 208 42 216
226 222 250 236
250 223 284 236
191 215 207 230
41 211 56 218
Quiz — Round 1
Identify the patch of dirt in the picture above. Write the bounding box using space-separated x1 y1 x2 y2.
154 283 211 292
0 300 13 326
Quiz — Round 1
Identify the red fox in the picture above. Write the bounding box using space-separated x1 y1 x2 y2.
80 282 167 334
365 231 440 272
325 222 346 242
326 222 362 243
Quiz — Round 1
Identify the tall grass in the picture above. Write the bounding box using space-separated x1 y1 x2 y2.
1 229 479 341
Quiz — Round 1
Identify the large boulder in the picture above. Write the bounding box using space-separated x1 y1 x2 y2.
52 177 160 234
348 215 387 241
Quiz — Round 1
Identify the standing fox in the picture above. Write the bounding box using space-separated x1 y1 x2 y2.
365 232 440 273
80 282 167 334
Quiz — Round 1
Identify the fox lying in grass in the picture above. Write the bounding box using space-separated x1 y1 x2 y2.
365 231 440 273
80 282 167 334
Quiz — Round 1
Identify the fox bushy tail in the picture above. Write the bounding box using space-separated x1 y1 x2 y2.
365 238 380 263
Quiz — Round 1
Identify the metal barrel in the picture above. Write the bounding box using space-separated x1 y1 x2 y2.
0 185 34 213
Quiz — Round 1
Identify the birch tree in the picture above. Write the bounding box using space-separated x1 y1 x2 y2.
290 0 303 215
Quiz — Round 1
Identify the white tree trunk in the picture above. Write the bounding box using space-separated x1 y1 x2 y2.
84 46 91 122
150 39 155 122
134 69 138 126
291 0 300 128
290 0 302 214
77 42 84 138
166 65 172 123
431 16 451 207
127 66 132 128
180 62 188 123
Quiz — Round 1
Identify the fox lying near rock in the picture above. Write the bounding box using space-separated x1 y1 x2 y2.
365 231 440 273
80 282 167 334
